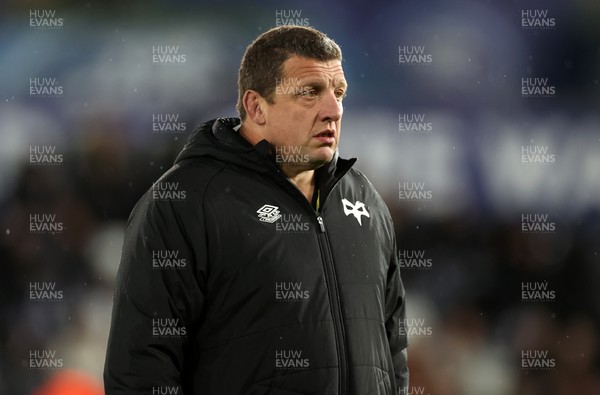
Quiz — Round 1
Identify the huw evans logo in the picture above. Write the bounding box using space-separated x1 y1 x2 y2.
521 281 555 302
275 350 310 369
521 350 556 370
399 318 433 338
29 282 63 302
521 213 556 234
152 113 187 133
400 387 431 395
398 250 432 270
152 181 187 201
257 205 282 223
521 10 556 29
152 45 186 64
521 77 556 97
152 318 187 338
29 10 63 29
275 214 310 233
398 113 432 133
275 282 310 301
399 182 432 201
29 145 63 165
275 10 309 26
275 145 310 166
521 145 555 165
29 214 64 234
29 350 63 370
275 78 306 96
398 45 432 65
152 250 187 270
152 387 181 395
29 77 63 97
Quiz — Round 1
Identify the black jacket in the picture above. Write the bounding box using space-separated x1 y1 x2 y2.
104 118 408 394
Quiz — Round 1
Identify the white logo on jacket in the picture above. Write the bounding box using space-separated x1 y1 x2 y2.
257 204 282 223
341 198 370 226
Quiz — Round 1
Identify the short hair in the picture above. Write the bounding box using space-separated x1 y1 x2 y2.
236 26 343 119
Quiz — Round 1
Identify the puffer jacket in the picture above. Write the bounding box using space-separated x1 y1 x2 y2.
104 117 408 394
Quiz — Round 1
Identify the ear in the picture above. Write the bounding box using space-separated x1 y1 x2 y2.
242 90 266 125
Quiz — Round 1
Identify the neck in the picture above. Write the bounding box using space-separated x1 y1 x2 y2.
240 123 317 202
282 165 316 202
238 123 261 145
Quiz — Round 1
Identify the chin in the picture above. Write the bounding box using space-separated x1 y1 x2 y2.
315 146 335 161
308 155 334 170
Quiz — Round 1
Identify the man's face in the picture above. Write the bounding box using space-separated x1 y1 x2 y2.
261 55 347 171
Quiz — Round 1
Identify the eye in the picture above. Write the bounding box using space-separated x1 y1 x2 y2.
335 89 346 100
300 88 317 97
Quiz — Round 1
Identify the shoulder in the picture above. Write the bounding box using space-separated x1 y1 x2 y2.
155 157 228 193
126 157 229 229
342 167 395 227
345 168 388 207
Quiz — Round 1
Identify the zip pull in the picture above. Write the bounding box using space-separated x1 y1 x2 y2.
317 216 326 233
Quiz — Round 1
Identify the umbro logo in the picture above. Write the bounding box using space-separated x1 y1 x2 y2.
341 198 370 226
257 204 282 223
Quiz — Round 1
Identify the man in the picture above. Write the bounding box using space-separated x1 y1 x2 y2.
104 25 408 394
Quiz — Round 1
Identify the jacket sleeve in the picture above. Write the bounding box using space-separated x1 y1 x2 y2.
104 184 206 394
384 237 409 393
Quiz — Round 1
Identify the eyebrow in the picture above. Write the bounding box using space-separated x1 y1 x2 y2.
297 77 348 89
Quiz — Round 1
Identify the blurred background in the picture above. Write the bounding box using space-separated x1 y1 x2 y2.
1 0 599 394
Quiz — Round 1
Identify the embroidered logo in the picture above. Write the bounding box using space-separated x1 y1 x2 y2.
341 198 370 226
257 204 282 223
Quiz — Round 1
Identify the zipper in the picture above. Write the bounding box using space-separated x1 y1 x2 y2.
317 216 325 233
315 215 349 395
263 158 353 395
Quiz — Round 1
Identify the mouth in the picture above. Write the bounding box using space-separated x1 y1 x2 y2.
313 130 336 145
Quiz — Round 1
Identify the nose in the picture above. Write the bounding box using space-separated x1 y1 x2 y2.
319 90 343 123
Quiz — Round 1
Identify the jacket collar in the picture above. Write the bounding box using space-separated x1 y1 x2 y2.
182 117 356 202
